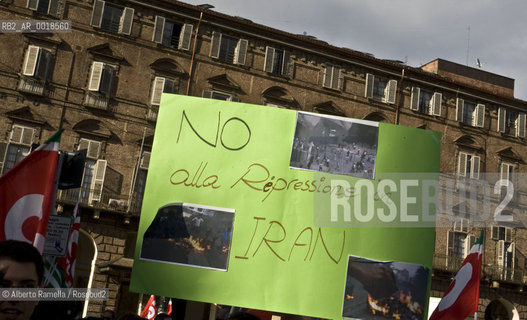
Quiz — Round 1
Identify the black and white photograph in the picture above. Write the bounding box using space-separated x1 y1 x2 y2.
140 203 235 271
290 112 379 179
342 255 430 320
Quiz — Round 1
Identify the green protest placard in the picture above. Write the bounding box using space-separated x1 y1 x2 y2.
130 94 441 319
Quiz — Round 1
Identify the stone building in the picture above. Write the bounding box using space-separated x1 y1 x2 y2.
0 0 526 318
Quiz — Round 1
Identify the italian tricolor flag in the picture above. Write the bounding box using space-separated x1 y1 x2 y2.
0 130 62 253
430 230 484 320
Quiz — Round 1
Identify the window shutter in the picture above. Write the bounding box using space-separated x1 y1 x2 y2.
78 139 101 159
152 16 165 43
491 225 498 240
27 0 39 10
457 152 467 177
99 64 114 96
150 76 165 106
365 73 374 98
0 142 7 174
89 159 107 203
475 104 485 127
331 67 341 90
505 227 512 242
322 65 332 88
471 155 480 179
234 39 248 65
497 240 505 267
264 46 275 73
178 24 193 50
21 128 35 146
119 7 134 35
386 80 397 104
431 92 442 116
90 0 105 28
34 49 52 80
78 139 89 153
464 234 475 257
508 242 515 269
140 151 150 169
497 107 506 133
447 230 454 257
23 45 40 76
164 78 176 94
500 162 510 182
202 90 213 99
410 87 420 111
48 0 61 17
88 62 103 91
282 51 292 78
209 32 221 59
517 112 526 137
456 98 464 122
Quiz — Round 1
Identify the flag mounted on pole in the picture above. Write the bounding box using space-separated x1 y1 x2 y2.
0 129 62 253
44 198 81 289
430 230 484 320
166 298 172 315
140 295 157 319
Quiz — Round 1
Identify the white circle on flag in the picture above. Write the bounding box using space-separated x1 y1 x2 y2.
147 306 155 319
5 194 43 243
438 262 473 311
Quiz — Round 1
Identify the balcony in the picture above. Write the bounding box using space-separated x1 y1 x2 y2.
433 253 527 285
57 187 144 216
18 77 45 95
85 92 110 110
147 108 158 122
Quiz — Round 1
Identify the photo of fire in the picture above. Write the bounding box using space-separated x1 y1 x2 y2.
140 203 235 271
342 255 429 320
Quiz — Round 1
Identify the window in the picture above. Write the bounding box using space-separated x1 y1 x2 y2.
322 64 342 90
202 90 240 102
131 150 150 213
90 0 134 35
152 16 193 50
85 61 116 110
456 98 484 127
447 219 474 268
492 225 514 280
1 125 35 174
19 45 53 95
498 107 526 137
77 138 106 205
27 0 61 17
209 32 248 65
365 73 397 104
410 87 441 116
457 152 480 179
264 46 291 77
150 77 178 106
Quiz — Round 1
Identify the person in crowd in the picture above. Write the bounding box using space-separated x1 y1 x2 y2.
102 309 116 320
0 240 44 320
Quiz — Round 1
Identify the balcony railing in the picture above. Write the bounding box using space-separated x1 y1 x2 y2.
57 187 144 216
18 77 45 95
434 253 527 285
85 92 110 110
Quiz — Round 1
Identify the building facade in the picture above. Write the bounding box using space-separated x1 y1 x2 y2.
0 0 526 318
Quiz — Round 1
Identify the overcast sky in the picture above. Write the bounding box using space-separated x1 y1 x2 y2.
183 0 527 101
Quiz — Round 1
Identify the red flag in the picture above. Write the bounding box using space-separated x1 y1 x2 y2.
57 199 81 288
0 130 62 253
140 295 157 319
166 298 172 315
429 231 484 320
